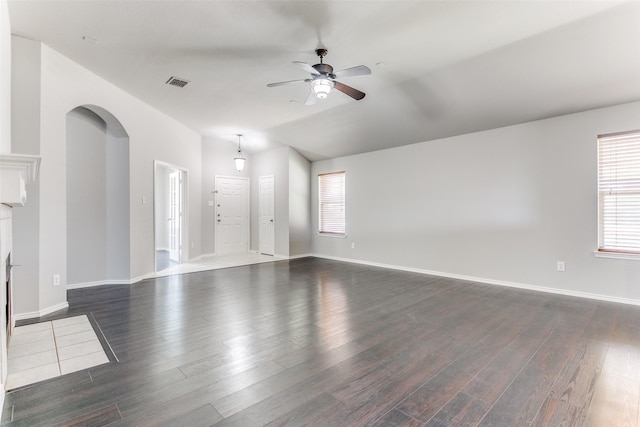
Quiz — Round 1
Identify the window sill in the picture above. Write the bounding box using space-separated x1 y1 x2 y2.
593 250 640 261
317 233 347 239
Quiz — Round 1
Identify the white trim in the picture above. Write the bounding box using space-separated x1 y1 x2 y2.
66 271 159 290
0 153 41 182
154 160 189 272
593 250 640 261
0 153 41 206
287 253 313 260
312 254 640 307
66 278 133 290
188 253 215 263
317 233 347 239
13 302 70 322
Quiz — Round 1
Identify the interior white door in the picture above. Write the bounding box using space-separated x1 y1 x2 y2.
258 175 275 255
259 175 275 255
169 170 182 263
215 176 249 255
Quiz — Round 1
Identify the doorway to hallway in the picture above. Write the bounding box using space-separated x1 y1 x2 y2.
155 161 187 272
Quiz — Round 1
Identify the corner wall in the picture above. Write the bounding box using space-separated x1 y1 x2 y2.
11 39 202 316
0 0 10 154
250 146 289 256
0 0 10 407
289 148 311 256
311 101 640 304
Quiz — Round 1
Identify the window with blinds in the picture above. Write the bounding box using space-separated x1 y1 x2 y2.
318 171 346 236
598 130 640 254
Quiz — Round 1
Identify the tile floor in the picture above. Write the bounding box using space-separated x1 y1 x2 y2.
154 252 287 277
6 315 110 390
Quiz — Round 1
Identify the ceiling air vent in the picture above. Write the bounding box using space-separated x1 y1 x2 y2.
165 76 190 88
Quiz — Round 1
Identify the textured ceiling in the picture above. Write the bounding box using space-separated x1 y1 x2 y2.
8 1 640 160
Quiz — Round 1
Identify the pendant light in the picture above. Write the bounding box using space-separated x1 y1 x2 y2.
234 134 246 172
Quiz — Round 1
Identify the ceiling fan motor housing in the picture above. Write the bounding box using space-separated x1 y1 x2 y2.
312 63 334 77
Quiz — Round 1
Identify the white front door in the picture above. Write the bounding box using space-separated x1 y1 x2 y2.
169 170 182 263
215 176 249 255
259 175 275 255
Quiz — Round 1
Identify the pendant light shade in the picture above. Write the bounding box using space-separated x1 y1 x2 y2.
234 134 246 172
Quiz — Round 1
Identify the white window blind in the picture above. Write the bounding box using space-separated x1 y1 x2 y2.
319 171 345 235
598 130 640 254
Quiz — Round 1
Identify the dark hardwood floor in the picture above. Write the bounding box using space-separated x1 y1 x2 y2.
2 257 639 426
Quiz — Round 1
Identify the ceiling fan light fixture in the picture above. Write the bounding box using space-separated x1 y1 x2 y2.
312 78 334 99
234 134 246 172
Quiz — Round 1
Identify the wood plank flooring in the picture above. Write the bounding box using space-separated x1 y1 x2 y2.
2 257 639 426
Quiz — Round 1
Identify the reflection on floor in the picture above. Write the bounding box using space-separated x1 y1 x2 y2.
6 315 110 390
155 249 178 272
154 252 286 278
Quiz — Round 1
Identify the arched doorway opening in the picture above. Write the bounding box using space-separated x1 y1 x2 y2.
66 106 130 285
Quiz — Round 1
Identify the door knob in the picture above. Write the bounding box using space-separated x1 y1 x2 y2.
270 219 274 222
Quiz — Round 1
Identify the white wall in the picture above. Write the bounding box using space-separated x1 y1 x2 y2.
67 108 108 284
312 101 640 304
10 36 41 315
66 107 130 285
11 38 202 315
0 0 9 400
289 148 311 256
106 133 130 280
0 0 10 154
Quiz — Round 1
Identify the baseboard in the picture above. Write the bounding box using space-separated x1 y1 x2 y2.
312 254 640 307
287 253 313 260
13 301 70 322
66 278 134 290
189 253 215 262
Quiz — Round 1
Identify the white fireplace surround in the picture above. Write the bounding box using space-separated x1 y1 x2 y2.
0 153 41 206
0 152 40 404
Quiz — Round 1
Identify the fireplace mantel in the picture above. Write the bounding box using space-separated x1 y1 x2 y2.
0 153 41 207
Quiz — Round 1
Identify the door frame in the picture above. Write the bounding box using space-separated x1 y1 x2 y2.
214 175 250 255
259 175 275 255
168 170 182 263
154 160 189 271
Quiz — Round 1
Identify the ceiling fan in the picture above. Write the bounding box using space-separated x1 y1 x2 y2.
267 48 371 105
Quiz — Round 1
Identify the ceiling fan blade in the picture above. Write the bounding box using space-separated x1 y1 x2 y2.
333 81 366 100
304 91 318 106
293 61 321 75
267 79 308 87
333 65 371 79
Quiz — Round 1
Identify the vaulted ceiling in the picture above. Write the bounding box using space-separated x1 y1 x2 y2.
8 1 640 161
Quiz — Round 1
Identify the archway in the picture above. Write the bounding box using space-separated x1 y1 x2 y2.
66 105 130 286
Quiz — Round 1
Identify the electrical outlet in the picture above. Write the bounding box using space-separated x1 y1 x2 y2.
556 261 566 272
52 274 61 286
351 242 356 249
